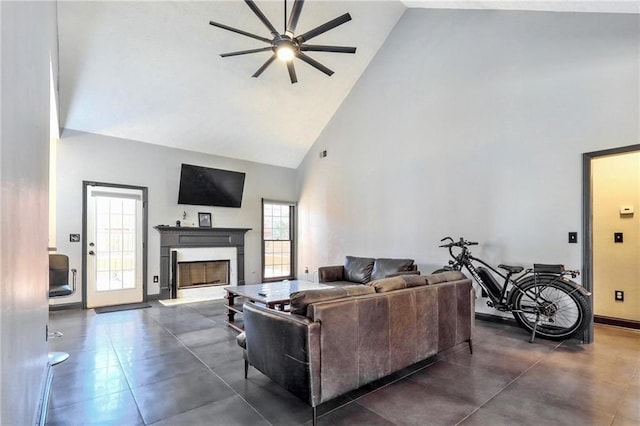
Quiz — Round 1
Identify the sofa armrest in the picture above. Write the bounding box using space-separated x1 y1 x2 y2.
243 303 321 406
318 265 345 283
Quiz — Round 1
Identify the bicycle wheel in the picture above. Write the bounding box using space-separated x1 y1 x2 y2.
509 275 591 340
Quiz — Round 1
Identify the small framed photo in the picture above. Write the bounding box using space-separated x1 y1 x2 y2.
198 212 212 228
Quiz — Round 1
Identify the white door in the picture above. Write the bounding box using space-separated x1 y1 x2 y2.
86 185 144 308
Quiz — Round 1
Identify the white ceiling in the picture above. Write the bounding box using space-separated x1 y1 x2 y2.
57 1 638 169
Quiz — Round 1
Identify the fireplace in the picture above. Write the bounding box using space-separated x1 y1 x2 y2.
154 226 251 299
178 260 230 289
170 246 238 299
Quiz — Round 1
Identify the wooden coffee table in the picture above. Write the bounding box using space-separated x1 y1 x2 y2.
225 280 332 332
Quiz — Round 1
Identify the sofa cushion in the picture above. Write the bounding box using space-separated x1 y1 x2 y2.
290 285 375 315
401 274 428 287
368 275 428 293
425 270 467 285
344 256 375 284
370 258 415 281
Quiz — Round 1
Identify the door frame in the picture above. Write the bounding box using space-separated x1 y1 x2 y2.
82 181 149 309
582 143 640 343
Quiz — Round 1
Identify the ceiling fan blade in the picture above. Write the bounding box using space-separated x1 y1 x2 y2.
295 13 352 44
300 44 356 54
286 61 298 84
253 54 277 77
221 47 273 57
296 52 334 76
209 21 272 44
286 0 305 36
245 0 279 38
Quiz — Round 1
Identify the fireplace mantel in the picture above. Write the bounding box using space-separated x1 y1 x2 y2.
154 226 251 299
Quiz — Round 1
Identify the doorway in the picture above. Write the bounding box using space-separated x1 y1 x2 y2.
83 182 148 308
583 144 640 342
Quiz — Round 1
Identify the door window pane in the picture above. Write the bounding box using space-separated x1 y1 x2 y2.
94 195 138 293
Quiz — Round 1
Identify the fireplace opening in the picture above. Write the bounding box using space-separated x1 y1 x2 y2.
177 260 230 289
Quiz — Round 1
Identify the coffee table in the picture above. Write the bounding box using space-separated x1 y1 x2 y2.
225 280 332 332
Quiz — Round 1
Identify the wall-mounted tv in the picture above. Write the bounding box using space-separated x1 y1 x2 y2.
178 164 246 208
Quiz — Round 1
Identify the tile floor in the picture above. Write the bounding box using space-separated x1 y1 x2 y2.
47 300 639 425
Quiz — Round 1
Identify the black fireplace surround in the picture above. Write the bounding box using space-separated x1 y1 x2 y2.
154 226 251 299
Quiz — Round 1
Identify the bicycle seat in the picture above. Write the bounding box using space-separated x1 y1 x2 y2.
498 264 524 274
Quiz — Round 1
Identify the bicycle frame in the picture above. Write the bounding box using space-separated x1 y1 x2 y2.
446 247 520 309
459 255 514 308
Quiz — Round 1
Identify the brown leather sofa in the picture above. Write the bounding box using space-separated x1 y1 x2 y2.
238 271 474 425
318 256 419 285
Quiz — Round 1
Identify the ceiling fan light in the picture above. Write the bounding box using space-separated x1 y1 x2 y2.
276 46 294 62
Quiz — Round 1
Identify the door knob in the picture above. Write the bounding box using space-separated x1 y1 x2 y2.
89 250 95 255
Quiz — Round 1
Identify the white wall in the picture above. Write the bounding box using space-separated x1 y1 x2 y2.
296 9 639 316
593 151 640 321
1 1 57 424
53 130 297 305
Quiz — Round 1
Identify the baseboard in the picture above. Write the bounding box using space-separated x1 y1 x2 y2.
594 315 640 330
147 293 162 301
49 302 83 311
35 362 53 425
475 312 518 327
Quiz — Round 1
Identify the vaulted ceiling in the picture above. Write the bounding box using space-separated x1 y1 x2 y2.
57 1 637 168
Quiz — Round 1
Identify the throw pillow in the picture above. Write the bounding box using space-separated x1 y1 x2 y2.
344 256 375 283
370 258 415 281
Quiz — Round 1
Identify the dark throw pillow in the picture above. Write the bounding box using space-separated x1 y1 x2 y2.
344 256 375 284
370 258 415 281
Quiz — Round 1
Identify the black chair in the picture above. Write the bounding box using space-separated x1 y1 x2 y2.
48 254 76 365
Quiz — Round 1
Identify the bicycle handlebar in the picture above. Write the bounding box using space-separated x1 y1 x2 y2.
438 237 478 248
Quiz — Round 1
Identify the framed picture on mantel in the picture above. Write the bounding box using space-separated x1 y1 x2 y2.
198 212 212 228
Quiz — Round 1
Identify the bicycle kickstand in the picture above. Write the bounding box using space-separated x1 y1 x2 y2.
529 314 539 344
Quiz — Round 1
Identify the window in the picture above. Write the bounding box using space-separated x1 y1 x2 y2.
262 200 295 281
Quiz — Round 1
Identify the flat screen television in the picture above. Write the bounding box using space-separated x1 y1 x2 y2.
178 164 246 208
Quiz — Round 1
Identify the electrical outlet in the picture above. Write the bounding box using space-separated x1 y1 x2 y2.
153 275 159 283
615 290 624 302
304 267 309 274
568 232 578 243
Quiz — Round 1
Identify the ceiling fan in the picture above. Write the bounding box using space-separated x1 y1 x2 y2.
209 0 356 84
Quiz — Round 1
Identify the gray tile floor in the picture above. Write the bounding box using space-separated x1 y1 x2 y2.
47 300 640 425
